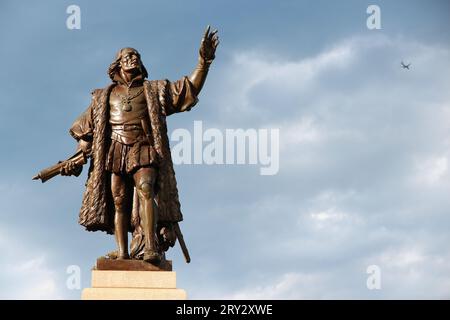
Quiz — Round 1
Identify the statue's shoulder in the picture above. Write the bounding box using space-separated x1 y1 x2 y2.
90 84 116 100
90 88 103 97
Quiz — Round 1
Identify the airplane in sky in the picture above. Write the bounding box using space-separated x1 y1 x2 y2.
401 61 411 69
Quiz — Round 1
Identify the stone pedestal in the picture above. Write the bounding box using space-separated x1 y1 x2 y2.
81 258 187 300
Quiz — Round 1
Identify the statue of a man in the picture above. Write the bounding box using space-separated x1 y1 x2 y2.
60 27 219 264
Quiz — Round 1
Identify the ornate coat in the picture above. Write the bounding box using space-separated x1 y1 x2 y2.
69 77 198 235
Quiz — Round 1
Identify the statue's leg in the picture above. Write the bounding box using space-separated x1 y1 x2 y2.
133 166 160 264
111 173 129 259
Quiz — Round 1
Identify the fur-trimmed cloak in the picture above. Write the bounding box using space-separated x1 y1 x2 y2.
69 77 198 234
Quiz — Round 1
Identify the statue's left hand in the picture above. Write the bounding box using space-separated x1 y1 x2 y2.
199 25 219 63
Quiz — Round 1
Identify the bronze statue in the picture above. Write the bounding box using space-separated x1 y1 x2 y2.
34 26 219 266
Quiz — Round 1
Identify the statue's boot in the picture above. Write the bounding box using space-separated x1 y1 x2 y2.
144 248 161 264
143 228 161 264
142 220 161 264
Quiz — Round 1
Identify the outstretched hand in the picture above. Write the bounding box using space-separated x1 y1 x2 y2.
199 25 219 63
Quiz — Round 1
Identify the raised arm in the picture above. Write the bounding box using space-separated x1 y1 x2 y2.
189 26 220 95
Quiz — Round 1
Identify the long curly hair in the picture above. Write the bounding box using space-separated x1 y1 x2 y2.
108 47 148 81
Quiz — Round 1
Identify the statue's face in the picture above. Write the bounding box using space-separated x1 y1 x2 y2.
119 49 141 73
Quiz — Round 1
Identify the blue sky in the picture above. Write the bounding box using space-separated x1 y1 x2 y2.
0 0 449 299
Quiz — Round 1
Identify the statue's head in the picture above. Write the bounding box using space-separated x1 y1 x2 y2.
108 47 148 81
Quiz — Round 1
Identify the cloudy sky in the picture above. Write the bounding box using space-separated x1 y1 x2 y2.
0 0 449 299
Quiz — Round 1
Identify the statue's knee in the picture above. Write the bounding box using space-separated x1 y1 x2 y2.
138 181 153 199
113 194 126 209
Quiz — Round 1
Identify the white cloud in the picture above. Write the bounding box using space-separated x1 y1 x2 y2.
413 155 448 186
282 116 323 145
379 247 425 268
0 227 63 299
310 208 348 222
